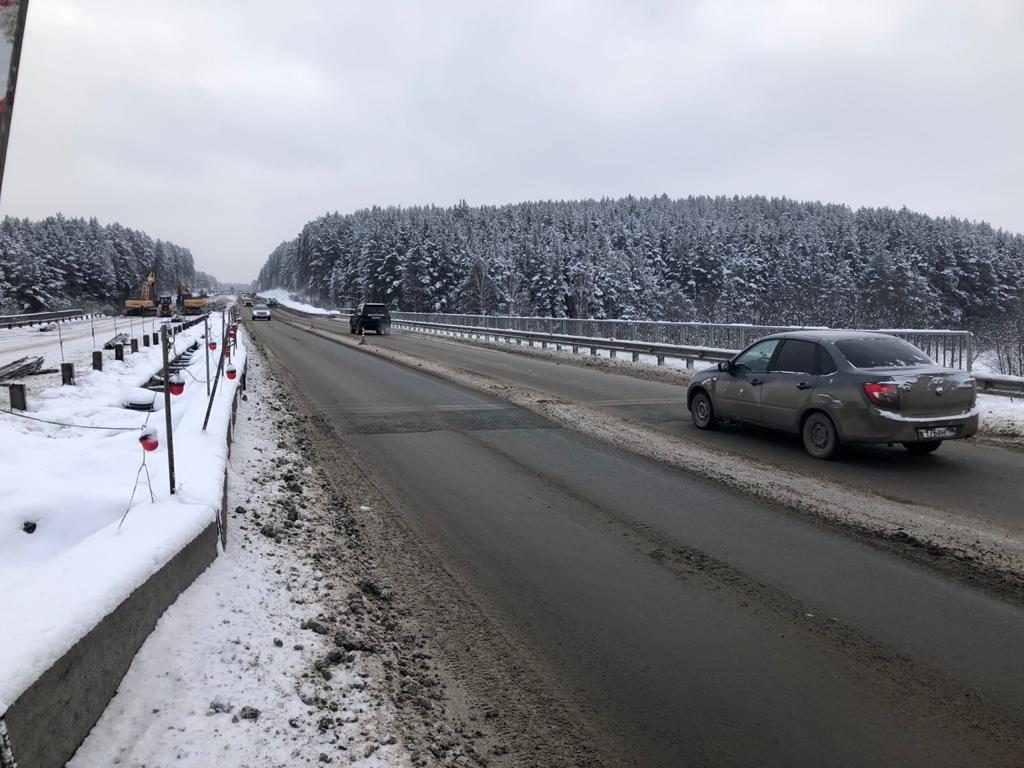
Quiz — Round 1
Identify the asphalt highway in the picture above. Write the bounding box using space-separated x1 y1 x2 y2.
311 314 1024 531
252 315 1024 767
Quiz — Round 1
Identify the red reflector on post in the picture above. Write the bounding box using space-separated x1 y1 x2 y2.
226 365 237 380
139 427 159 451
168 373 185 396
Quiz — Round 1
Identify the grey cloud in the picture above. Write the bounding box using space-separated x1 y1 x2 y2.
1 0 1021 282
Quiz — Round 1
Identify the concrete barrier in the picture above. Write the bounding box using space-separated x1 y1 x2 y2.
0 348 248 768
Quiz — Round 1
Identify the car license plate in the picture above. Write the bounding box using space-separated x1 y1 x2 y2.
917 426 958 440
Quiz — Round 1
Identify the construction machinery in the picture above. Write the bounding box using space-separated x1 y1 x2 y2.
124 272 158 315
176 283 208 315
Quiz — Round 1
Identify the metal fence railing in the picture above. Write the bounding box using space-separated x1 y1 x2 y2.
1 309 89 329
391 313 975 372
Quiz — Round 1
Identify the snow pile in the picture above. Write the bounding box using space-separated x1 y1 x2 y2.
259 288 339 316
978 394 1024 438
0 311 246 713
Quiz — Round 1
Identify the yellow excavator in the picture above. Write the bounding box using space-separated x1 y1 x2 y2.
124 272 158 315
177 283 208 315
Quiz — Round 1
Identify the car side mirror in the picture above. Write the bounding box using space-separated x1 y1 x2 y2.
717 361 732 373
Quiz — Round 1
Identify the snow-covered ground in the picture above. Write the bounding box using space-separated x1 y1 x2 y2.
977 393 1024 438
0 311 245 714
68 342 413 767
259 289 339 316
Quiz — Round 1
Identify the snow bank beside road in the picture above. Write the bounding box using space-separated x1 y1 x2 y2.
0 313 245 713
69 341 412 767
259 288 338 315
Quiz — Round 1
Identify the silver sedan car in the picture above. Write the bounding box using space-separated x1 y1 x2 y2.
686 331 978 459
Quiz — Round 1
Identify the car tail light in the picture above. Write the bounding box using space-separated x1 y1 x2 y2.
863 381 899 408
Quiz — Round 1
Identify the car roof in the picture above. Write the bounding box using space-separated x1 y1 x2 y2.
764 330 895 342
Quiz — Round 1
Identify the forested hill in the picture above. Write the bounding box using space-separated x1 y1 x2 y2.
256 195 1024 332
0 214 218 313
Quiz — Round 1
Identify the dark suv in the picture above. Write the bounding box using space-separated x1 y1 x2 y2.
350 302 391 335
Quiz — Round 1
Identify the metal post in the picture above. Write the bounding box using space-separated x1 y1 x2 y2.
967 332 974 373
143 334 150 347
92 350 103 371
130 338 138 353
56 320 65 362
8 383 26 411
114 343 124 361
60 362 74 385
90 314 95 349
204 315 210 396
161 326 176 494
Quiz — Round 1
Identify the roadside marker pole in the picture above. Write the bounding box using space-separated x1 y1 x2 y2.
56 320 65 362
204 315 210 396
90 313 95 349
160 325 176 494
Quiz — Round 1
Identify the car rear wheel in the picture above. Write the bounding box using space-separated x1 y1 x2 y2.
802 412 839 460
903 440 942 455
690 390 717 430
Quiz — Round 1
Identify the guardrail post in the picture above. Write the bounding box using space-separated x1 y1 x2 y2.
61 362 75 385
632 351 640 362
114 343 124 361
572 344 578 354
151 332 158 345
92 351 103 371
9 383 27 410
590 346 598 356
143 335 150 347
130 338 139 353
609 349 617 359
657 354 665 366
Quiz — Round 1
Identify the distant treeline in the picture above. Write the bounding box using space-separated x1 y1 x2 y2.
256 196 1024 337
0 214 219 313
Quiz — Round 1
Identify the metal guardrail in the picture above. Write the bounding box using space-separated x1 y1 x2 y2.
392 312 975 372
393 319 736 368
1 309 89 328
394 318 1023 396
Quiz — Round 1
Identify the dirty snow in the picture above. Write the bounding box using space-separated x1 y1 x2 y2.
68 353 411 767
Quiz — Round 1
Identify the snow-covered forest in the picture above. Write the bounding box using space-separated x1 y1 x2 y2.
0 214 217 313
257 196 1024 334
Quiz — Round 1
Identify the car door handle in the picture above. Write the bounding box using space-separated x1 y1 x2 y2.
796 382 812 390
750 378 763 386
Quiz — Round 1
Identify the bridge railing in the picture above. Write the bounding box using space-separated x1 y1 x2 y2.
391 313 975 372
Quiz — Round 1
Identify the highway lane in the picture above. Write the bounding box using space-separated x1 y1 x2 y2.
252 316 1024 767
295 313 1023 531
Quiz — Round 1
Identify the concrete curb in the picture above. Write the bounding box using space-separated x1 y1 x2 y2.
0 352 249 768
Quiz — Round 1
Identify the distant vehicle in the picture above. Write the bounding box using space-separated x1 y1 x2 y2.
251 304 271 321
157 296 174 317
686 331 977 459
266 298 279 307
124 272 158 316
243 298 253 307
349 303 391 335
176 283 207 315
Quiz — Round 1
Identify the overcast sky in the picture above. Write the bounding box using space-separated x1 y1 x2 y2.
1 0 1021 282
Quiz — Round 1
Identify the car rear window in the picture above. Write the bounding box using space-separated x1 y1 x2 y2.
835 337 933 368
363 304 388 314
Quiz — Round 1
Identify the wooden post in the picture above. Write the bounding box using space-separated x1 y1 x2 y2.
60 362 75 385
161 326 176 495
8 383 26 410
114 343 124 361
151 332 158 345
92 350 103 371
143 335 150 347
130 338 139 353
